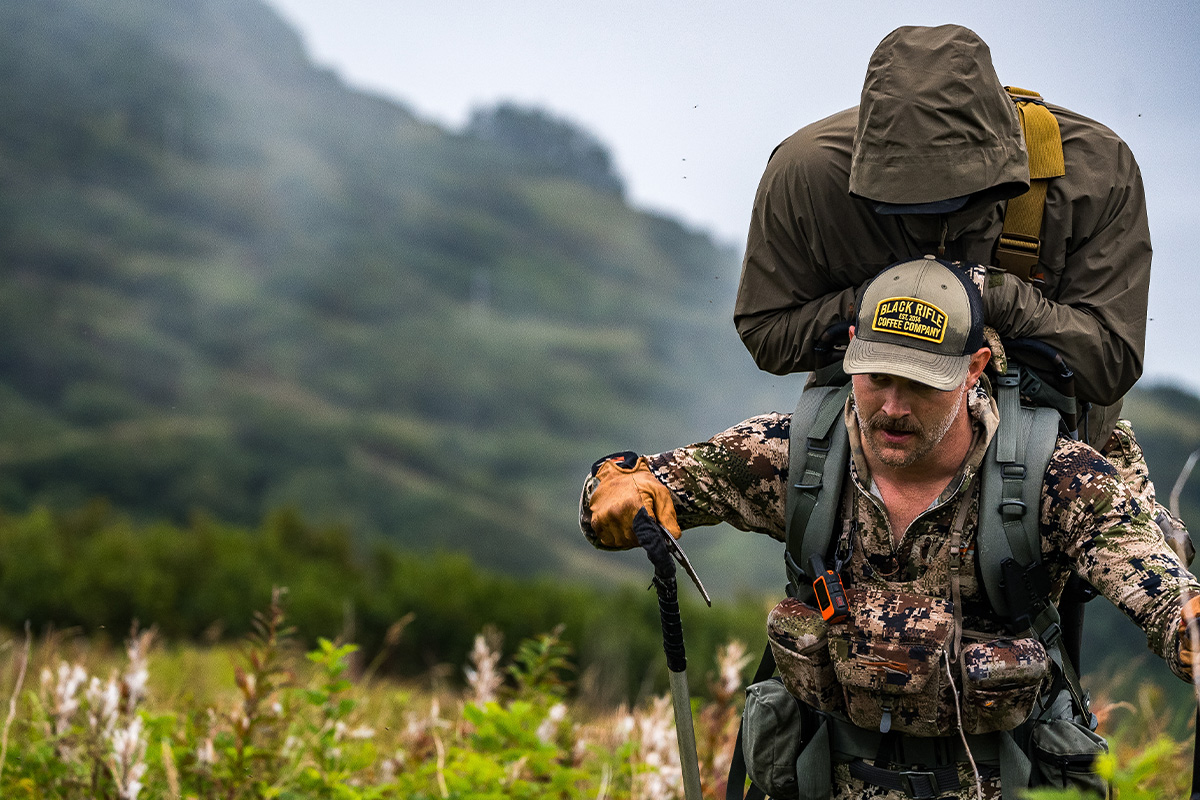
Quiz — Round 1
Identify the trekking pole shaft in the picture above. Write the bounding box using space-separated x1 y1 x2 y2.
670 668 703 800
651 572 702 800
654 575 702 800
635 509 703 800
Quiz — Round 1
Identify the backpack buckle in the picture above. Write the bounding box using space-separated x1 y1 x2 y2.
996 232 1042 283
899 770 939 799
806 436 831 454
998 499 1027 516
1040 621 1062 647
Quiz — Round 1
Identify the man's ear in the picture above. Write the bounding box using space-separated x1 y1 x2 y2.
967 347 991 389
848 326 856 341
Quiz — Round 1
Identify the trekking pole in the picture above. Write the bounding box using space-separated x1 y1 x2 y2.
633 508 710 800
1168 449 1200 799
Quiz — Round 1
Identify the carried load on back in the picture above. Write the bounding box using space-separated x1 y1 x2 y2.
579 22 1198 800
582 258 1200 799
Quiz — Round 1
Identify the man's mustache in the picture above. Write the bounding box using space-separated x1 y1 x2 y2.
864 412 923 436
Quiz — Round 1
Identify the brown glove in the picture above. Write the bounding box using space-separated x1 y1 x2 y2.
1178 594 1200 680
581 452 681 550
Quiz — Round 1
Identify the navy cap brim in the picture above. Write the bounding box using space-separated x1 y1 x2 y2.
872 194 972 215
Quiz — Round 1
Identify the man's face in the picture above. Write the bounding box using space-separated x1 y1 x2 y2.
851 372 968 469
897 203 999 247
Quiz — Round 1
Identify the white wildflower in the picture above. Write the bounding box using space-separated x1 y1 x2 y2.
109 715 148 800
195 709 217 769
50 662 88 735
121 629 153 713
87 675 121 738
379 751 405 782
536 702 567 744
463 628 504 706
281 734 301 758
573 731 590 763
196 737 216 767
714 640 753 702
617 710 636 741
632 695 682 800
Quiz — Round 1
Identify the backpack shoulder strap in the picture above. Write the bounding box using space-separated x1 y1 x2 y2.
977 365 1061 618
995 87 1065 284
978 366 1095 718
785 382 852 597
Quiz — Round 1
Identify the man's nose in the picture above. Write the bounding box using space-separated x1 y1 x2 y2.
880 386 913 418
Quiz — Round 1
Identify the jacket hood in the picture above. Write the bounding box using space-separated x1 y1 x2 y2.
849 25 1029 206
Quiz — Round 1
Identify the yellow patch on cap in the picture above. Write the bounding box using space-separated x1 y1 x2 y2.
871 297 948 344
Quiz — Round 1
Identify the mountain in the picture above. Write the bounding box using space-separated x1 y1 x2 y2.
0 0 802 594
1 0 1198 609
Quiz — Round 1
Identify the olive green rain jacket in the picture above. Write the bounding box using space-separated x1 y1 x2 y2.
734 24 1151 448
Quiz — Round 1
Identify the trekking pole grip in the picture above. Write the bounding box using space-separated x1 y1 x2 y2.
635 508 687 673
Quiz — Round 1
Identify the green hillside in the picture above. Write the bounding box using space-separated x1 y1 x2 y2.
0 0 801 595
2 0 1200 716
1 0 1199 611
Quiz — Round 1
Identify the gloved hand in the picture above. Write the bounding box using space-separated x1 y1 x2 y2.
1177 594 1200 680
580 452 681 550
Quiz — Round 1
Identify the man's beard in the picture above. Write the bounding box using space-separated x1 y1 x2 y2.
855 388 965 469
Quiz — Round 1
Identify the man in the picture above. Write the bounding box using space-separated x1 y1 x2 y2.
582 259 1200 799
734 25 1147 454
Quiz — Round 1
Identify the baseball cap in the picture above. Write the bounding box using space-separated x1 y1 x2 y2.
843 257 984 391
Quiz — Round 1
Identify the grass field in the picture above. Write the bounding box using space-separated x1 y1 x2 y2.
0 590 1193 799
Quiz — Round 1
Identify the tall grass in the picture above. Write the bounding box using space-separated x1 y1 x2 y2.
0 592 1191 798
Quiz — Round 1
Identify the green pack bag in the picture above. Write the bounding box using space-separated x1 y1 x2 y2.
1028 689 1109 796
741 677 804 800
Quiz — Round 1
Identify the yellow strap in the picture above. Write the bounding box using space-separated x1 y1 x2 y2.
1007 87 1065 179
995 87 1064 283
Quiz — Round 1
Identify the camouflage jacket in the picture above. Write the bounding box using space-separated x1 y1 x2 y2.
596 387 1200 683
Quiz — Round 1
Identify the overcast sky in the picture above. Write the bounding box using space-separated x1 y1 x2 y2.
264 0 1200 392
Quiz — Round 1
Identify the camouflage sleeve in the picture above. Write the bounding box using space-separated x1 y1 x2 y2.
644 413 791 540
1041 437 1200 680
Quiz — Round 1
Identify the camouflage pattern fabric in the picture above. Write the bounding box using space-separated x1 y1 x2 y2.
1102 419 1195 565
580 385 1200 798
829 586 957 737
767 598 843 712
831 762 1002 800
960 637 1049 733
632 389 1199 680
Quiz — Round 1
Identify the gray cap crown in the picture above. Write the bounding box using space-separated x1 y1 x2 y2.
844 257 984 390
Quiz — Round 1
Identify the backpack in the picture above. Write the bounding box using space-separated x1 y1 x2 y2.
727 351 1105 800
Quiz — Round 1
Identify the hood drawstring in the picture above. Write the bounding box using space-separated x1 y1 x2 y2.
938 216 949 257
